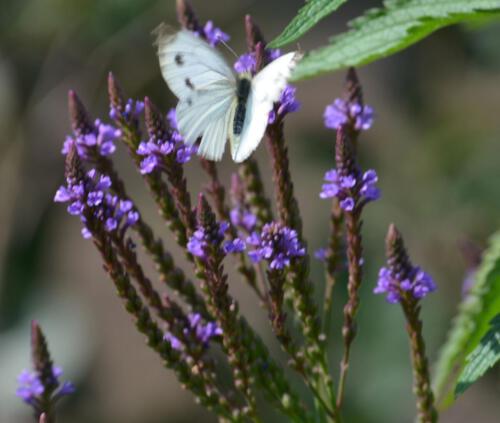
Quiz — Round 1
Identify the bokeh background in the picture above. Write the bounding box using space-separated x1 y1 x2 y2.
1 0 499 422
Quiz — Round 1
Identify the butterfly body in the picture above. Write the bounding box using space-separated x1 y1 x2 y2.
156 26 301 162
233 77 251 136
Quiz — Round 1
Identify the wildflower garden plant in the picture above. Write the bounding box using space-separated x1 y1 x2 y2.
16 1 500 422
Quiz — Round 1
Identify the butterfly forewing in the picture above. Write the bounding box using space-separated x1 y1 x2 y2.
231 52 302 163
156 27 235 99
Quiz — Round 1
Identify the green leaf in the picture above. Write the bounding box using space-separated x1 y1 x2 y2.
433 231 500 410
455 314 500 397
268 0 348 48
291 0 500 81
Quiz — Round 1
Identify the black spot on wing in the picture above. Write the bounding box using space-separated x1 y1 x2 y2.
185 78 195 90
175 54 184 65
187 98 193 106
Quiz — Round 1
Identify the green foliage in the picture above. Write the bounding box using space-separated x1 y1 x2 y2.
455 314 500 396
433 231 500 409
291 0 500 81
268 0 347 48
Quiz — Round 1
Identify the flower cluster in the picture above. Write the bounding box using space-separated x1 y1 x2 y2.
187 222 245 258
16 366 74 406
137 132 197 172
137 110 197 173
324 98 374 131
109 98 144 123
375 265 437 304
268 85 301 124
319 168 380 211
164 313 223 351
62 119 121 159
247 222 305 270
54 168 139 238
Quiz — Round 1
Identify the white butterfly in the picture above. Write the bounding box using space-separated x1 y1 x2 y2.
156 26 301 162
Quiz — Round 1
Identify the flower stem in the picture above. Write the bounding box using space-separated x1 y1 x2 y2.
322 200 344 337
401 300 438 423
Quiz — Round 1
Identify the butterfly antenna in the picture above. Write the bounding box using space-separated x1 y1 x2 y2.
220 39 239 59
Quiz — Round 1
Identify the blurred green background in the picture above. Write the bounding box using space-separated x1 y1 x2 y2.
1 0 499 422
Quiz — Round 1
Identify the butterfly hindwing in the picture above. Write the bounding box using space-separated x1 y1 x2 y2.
231 52 302 163
176 81 234 144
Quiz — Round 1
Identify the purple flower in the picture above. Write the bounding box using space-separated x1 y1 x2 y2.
324 98 374 131
230 207 257 233
319 168 380 210
163 313 222 352
314 247 328 262
176 144 197 164
374 266 436 304
187 313 223 346
139 154 160 174
268 85 301 124
164 332 183 351
187 228 207 258
167 108 178 130
223 238 246 254
16 370 44 404
54 168 139 238
234 53 257 74
234 48 281 74
247 222 305 270
203 21 230 46
16 366 74 407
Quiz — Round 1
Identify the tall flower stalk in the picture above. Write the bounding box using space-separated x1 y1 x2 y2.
376 224 437 423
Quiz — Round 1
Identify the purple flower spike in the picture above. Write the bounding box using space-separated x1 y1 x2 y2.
375 224 437 304
247 222 305 270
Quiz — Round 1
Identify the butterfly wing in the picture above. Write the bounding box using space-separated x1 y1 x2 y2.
231 52 302 163
156 26 236 160
156 26 235 97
